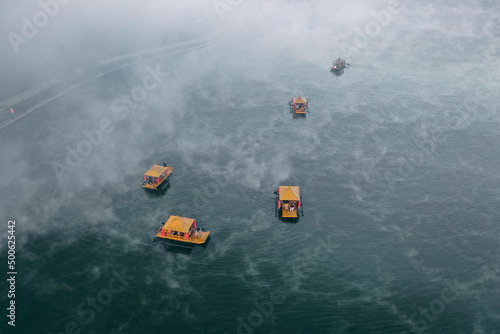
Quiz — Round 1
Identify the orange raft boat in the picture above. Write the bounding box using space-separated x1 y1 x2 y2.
289 96 309 117
142 163 173 190
275 185 303 219
154 216 210 245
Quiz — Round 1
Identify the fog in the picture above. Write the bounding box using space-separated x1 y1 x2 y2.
1 0 498 247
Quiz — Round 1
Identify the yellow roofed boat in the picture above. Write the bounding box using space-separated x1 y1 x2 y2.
154 215 210 245
289 96 309 117
275 185 303 219
143 162 173 190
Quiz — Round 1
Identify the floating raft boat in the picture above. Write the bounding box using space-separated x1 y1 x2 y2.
153 215 210 246
330 57 350 74
142 163 173 190
275 185 303 219
289 96 309 116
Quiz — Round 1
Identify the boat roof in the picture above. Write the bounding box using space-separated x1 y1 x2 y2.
335 57 345 62
279 185 300 201
294 96 306 104
145 165 169 177
163 216 194 233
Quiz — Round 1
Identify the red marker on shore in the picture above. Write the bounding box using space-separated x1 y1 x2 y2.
10 108 14 114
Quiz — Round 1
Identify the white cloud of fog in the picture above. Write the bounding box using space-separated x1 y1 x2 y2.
1 0 499 248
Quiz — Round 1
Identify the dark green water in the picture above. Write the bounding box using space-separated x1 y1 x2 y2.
1 1 499 333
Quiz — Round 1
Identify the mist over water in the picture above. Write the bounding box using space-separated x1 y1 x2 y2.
1 1 499 333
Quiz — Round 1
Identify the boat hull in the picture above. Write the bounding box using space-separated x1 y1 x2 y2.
154 230 210 245
143 178 170 190
280 208 298 218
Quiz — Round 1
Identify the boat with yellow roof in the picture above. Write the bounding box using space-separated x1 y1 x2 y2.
142 162 173 190
275 185 303 219
289 96 309 117
153 215 210 246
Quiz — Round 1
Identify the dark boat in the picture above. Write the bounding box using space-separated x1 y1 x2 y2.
330 57 348 72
